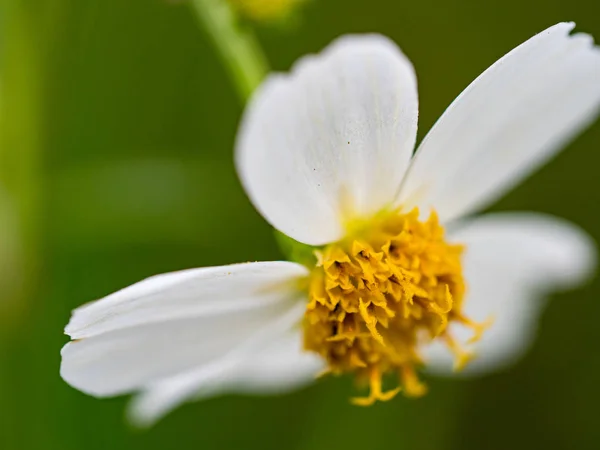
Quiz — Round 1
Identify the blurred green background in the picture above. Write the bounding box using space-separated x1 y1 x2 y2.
1 0 599 449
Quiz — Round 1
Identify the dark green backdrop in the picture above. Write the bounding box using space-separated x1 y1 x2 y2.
1 0 599 449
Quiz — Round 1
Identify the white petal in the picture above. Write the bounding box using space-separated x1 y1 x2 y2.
424 212 595 375
398 23 600 223
237 34 418 245
60 262 308 397
127 327 323 427
220 329 323 395
65 261 308 339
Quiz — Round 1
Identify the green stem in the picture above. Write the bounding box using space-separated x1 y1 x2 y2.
0 0 43 326
190 0 270 100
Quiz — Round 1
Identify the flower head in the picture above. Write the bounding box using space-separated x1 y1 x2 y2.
229 0 307 22
61 23 600 426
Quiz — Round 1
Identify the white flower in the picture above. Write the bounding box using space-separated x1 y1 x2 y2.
61 22 600 426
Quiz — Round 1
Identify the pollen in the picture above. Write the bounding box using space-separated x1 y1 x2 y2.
303 208 488 405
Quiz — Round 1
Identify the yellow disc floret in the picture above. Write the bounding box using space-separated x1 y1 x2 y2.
303 208 488 405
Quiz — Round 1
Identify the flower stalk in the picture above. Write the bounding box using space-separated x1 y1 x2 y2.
189 0 270 100
0 0 44 328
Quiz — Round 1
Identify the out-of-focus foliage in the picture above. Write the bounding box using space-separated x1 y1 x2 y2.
0 0 599 449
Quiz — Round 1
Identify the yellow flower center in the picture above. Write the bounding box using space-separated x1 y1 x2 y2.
303 208 488 405
229 0 305 22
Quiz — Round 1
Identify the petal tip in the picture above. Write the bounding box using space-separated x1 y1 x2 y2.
126 394 159 430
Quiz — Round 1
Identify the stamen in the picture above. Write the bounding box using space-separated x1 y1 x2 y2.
400 365 427 397
443 333 475 372
358 299 384 345
351 367 402 406
457 314 494 344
